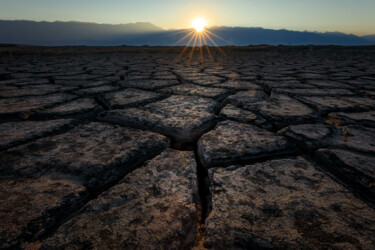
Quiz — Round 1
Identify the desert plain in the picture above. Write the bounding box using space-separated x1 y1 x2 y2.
1 45 375 249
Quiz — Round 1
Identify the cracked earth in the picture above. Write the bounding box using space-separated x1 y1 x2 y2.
1 46 375 249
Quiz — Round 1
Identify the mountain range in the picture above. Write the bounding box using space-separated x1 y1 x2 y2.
0 20 374 46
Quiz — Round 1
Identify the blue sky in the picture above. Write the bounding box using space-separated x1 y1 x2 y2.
0 0 374 35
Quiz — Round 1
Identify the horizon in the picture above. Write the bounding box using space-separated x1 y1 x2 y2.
1 0 375 36
1 18 373 37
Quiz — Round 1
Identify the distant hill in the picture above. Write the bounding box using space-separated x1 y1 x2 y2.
0 20 374 46
203 27 374 46
0 20 163 45
362 35 375 43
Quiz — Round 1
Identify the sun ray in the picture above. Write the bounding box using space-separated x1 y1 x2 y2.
201 32 214 61
202 30 227 56
174 29 196 46
199 32 204 64
173 28 194 35
178 31 197 60
205 29 229 43
189 32 199 62
165 28 193 44
176 17 228 62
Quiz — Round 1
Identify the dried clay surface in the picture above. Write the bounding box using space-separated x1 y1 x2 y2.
0 46 374 249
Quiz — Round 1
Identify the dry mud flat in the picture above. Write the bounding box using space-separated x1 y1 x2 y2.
1 46 375 249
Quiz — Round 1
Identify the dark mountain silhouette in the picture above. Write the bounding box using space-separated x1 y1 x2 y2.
203 27 373 46
0 20 374 46
362 35 375 43
0 20 162 45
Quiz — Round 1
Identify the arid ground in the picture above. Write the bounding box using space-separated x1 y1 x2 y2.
1 46 375 249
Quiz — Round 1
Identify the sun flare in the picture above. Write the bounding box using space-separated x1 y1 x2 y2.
177 16 226 63
191 17 207 32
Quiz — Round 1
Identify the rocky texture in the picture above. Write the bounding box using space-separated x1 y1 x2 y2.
1 47 375 249
212 80 262 91
120 79 180 90
59 79 114 88
224 90 268 107
98 95 218 144
0 177 88 248
219 104 272 129
0 93 77 121
0 84 76 98
144 94 219 114
41 149 199 249
342 97 375 108
98 88 163 109
0 122 169 188
273 88 354 96
316 148 375 198
0 119 76 150
282 124 375 200
299 72 326 80
339 126 375 154
159 83 229 100
75 85 119 96
259 80 315 92
297 96 375 115
281 124 375 154
34 98 100 119
280 123 344 151
328 111 375 128
197 120 295 168
306 80 355 89
205 157 375 249
178 73 224 86
247 95 320 129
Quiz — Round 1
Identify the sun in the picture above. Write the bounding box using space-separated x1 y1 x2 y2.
191 17 208 32
177 16 226 63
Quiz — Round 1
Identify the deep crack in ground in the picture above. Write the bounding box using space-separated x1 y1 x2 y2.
1 46 375 249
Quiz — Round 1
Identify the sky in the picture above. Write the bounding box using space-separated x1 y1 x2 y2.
0 0 374 36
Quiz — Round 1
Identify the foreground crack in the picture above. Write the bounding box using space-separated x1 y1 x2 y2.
193 142 211 248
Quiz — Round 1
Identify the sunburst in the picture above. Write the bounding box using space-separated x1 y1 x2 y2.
176 17 227 63
191 18 207 32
